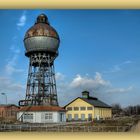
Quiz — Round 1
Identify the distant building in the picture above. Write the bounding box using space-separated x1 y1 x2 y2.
64 91 112 121
17 106 66 123
0 104 19 122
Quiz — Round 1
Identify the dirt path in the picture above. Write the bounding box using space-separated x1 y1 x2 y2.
130 120 140 132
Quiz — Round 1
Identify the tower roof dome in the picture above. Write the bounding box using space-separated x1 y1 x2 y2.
24 14 59 40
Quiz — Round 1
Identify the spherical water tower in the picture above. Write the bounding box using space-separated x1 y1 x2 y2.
19 14 60 106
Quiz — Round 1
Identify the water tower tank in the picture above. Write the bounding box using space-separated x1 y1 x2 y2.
24 14 60 56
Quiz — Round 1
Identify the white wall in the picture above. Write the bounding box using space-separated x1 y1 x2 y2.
17 111 66 123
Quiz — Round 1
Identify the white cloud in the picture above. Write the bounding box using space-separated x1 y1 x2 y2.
5 38 23 75
123 60 132 64
12 36 18 42
106 86 133 94
104 60 133 73
70 72 110 90
69 72 133 95
111 65 121 73
0 76 25 104
0 70 135 106
5 54 24 75
0 77 25 92
55 72 65 81
55 72 135 106
10 45 20 54
17 11 27 28
8 83 25 92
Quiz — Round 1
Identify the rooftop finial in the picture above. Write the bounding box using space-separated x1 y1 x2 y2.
36 13 49 24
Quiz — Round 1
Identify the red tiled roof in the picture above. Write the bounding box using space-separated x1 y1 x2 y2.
18 106 66 112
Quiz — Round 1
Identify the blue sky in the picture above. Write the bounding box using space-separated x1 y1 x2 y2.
0 10 140 107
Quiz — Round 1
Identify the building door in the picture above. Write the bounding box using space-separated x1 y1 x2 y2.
68 114 72 121
60 113 62 122
81 114 85 121
88 114 92 121
21 115 23 122
74 114 79 121
60 113 63 122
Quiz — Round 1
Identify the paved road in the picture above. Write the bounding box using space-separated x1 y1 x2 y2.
130 120 140 132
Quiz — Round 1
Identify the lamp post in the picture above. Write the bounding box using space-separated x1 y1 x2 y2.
1 93 7 105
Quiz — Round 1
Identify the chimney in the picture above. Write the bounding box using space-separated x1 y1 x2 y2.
82 91 89 99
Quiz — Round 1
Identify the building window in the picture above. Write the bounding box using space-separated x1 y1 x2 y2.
87 107 93 110
74 107 79 111
45 113 53 120
67 107 72 111
24 113 33 119
24 114 28 119
74 114 79 120
81 114 85 120
68 114 72 121
80 107 86 111
29 114 33 119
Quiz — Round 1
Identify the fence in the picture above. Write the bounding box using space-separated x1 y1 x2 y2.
0 124 131 132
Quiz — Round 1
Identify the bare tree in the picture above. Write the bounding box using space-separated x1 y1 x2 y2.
112 103 122 116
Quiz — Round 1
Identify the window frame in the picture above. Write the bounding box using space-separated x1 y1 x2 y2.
81 114 85 120
45 113 53 120
80 107 86 111
24 113 33 120
74 114 79 120
74 107 79 111
67 114 72 121
67 107 72 111
87 107 93 110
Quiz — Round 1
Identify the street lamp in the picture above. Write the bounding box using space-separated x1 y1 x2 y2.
1 93 7 105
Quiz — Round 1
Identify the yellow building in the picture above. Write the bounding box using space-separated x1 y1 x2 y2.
64 91 112 121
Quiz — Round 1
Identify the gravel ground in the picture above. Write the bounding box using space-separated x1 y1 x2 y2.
130 120 140 132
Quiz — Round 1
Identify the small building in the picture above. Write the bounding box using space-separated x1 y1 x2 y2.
17 106 66 123
0 104 19 122
64 91 112 121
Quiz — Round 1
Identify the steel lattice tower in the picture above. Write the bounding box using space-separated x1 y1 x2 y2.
19 14 60 106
